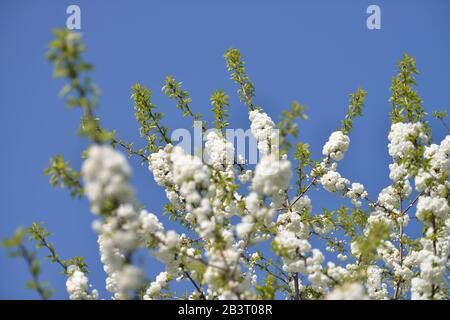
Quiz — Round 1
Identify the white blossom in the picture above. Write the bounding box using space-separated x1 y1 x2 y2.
322 131 350 161
249 109 278 155
66 265 98 300
326 283 368 300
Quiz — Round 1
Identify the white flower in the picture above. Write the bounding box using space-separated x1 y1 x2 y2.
346 182 368 207
322 131 350 161
326 283 368 300
143 271 170 300
416 196 449 222
389 162 409 182
236 215 254 239
238 170 253 183
140 210 164 235
164 230 180 249
148 144 174 188
117 203 137 219
82 145 134 215
388 122 425 160
366 266 388 300
249 109 278 155
320 170 349 192
292 195 312 215
115 265 143 297
252 154 292 197
205 131 234 169
66 265 98 300
411 238 448 300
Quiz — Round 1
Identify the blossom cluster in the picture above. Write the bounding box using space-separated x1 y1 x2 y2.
33 34 450 301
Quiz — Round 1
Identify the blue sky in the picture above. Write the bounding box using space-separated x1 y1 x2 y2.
0 0 449 299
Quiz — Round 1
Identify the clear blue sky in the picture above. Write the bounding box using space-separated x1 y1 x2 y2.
0 0 448 299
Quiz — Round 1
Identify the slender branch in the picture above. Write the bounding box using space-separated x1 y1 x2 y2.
293 273 300 300
18 244 49 300
402 191 424 215
112 138 149 162
289 177 317 208
394 196 404 300
183 270 206 300
437 118 450 132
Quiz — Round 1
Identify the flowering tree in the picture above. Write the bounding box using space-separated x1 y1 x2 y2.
3 29 449 300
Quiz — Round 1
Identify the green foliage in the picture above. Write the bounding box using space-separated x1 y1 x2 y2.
131 83 172 153
224 48 256 111
28 222 88 274
341 88 367 135
432 110 450 132
300 286 323 300
278 101 308 155
2 228 54 299
432 110 447 120
293 142 314 192
110 137 148 164
255 274 277 299
356 222 390 263
332 206 368 239
210 90 230 132
163 76 206 129
47 29 108 142
44 154 83 198
390 53 426 123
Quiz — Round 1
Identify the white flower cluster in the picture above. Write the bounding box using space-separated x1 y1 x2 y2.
149 144 174 188
366 265 388 300
171 146 211 207
203 246 247 300
205 131 234 170
416 196 449 223
236 154 292 239
276 196 311 239
274 200 330 291
169 146 216 238
66 265 98 300
152 230 184 275
320 169 349 193
82 145 134 215
236 192 274 239
236 155 253 183
249 109 278 155
252 154 292 200
82 145 146 299
274 230 311 273
364 209 394 232
205 130 242 219
415 135 450 194
97 229 143 299
148 144 185 210
377 183 411 211
388 122 426 160
143 271 170 300
317 136 369 207
378 240 418 292
411 238 449 300
326 283 368 300
346 182 368 207
322 131 350 161
389 162 409 182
